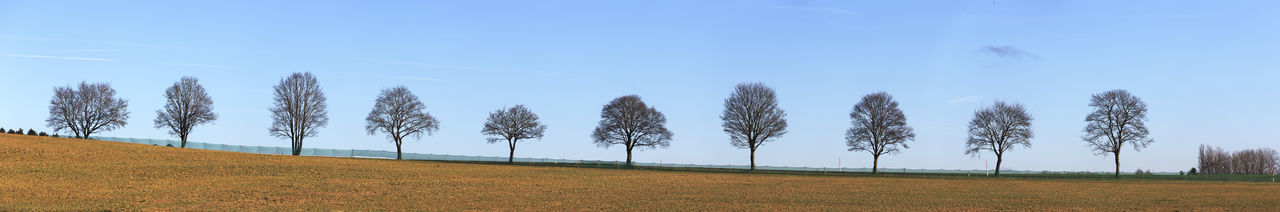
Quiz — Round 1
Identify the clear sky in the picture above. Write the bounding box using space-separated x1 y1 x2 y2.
1 0 1277 172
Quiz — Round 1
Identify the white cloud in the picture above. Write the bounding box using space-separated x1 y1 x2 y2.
0 53 117 62
949 96 983 104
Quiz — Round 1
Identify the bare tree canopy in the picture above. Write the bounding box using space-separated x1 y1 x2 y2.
153 76 218 148
46 81 130 139
1081 89 1152 178
592 95 673 166
1199 144 1232 174
481 104 547 163
720 82 788 170
269 72 329 156
366 86 440 160
964 101 1033 177
846 92 914 174
1198 144 1279 175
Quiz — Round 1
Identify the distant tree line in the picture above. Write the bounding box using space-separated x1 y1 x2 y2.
37 74 1279 177
1 127 57 137
1198 144 1278 175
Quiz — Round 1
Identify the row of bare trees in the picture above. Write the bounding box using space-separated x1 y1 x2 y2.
44 78 219 148
713 84 1146 177
1198 144 1279 175
960 89 1154 178
44 77 1167 176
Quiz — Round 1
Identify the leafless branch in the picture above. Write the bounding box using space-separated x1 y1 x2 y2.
366 86 440 160
45 82 130 138
720 82 788 170
154 76 218 148
268 72 329 155
481 104 547 163
592 95 673 166
846 92 914 174
964 101 1033 176
1082 89 1152 178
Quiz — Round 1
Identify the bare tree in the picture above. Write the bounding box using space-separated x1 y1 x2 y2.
846 92 914 174
154 76 218 148
1200 145 1280 175
592 95 673 166
268 72 329 156
1198 144 1231 174
366 86 440 160
481 105 547 163
721 82 788 171
46 82 130 139
1082 89 1152 178
964 101 1033 177
1236 148 1279 174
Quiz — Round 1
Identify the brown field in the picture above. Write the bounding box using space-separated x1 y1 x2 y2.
1 133 1278 210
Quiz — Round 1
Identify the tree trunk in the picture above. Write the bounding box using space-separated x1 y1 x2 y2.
995 156 1003 177
508 139 516 164
395 141 403 160
179 134 188 148
626 147 633 167
1114 151 1121 178
292 138 302 156
872 155 880 174
750 149 756 171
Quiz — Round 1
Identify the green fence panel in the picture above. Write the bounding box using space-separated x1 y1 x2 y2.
223 145 239 152
376 151 395 159
84 136 1270 181
315 149 333 157
254 147 271 155
206 144 222 151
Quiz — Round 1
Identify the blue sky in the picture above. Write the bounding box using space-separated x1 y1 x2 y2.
1 0 1277 172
